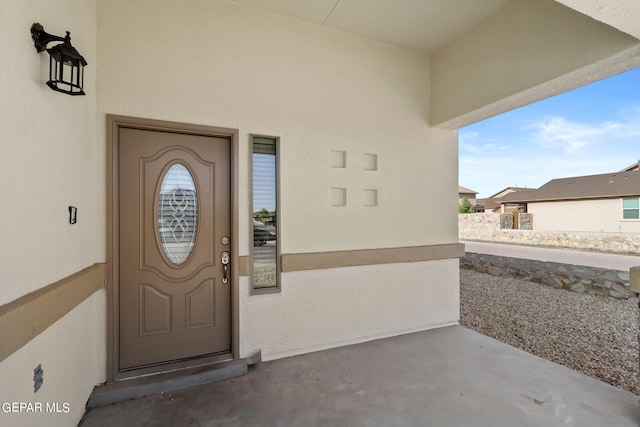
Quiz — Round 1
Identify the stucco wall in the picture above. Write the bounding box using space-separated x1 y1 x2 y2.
1 1 105 425
431 0 640 128
462 253 633 299
97 0 458 257
460 213 640 254
529 199 640 233
0 292 105 427
556 0 640 40
97 0 460 359
240 260 460 360
1 0 99 306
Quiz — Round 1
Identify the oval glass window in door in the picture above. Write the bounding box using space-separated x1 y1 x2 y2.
158 163 198 265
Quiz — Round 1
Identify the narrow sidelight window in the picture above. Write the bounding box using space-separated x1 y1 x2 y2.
623 198 639 219
251 136 280 292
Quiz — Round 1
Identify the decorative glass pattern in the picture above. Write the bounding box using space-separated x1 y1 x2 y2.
158 163 198 265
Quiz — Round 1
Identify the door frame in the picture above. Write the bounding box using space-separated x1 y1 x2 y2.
106 114 240 382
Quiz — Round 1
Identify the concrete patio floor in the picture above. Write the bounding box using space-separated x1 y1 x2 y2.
79 325 640 426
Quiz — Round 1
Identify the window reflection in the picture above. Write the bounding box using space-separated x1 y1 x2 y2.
252 137 278 290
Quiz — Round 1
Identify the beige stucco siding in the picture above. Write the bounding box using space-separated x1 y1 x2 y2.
1 0 99 306
459 194 477 206
0 292 106 427
529 199 640 233
1 1 104 424
240 260 460 361
556 0 640 41
431 0 640 128
97 0 458 257
97 0 459 361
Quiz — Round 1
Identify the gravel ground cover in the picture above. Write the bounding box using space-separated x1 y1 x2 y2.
460 268 640 395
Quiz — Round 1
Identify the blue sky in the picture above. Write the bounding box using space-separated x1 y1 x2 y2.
459 67 640 199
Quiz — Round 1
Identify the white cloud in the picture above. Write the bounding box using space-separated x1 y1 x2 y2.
527 113 640 153
459 131 479 141
460 100 640 198
460 144 639 198
459 131 499 155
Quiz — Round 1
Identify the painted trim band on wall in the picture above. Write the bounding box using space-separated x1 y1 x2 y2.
239 256 250 277
281 243 465 273
0 263 105 363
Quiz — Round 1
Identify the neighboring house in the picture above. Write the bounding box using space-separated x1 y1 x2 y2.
500 170 640 233
621 160 639 172
3 1 640 424
478 187 536 213
458 186 478 207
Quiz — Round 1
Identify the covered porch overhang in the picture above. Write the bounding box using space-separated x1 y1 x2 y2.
231 0 640 129
4 0 640 425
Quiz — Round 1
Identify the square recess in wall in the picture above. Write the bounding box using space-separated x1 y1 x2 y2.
330 150 346 168
330 187 347 207
363 189 378 207
363 153 377 171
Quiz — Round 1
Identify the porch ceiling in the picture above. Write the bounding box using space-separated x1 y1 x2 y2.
231 0 510 53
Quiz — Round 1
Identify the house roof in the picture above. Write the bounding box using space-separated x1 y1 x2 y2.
458 186 478 195
476 198 498 211
500 170 640 203
474 187 537 210
487 187 536 199
620 161 640 172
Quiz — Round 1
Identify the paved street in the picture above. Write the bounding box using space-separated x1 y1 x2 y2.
462 241 640 271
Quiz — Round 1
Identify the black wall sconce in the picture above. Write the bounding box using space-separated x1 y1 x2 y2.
30 23 87 96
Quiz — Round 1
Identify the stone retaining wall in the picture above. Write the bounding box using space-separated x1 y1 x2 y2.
461 252 634 299
499 213 512 229
460 213 640 255
517 213 533 230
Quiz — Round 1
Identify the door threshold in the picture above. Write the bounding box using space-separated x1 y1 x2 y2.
87 357 248 408
117 352 233 380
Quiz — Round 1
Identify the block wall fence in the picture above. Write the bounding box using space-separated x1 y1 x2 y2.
460 213 640 255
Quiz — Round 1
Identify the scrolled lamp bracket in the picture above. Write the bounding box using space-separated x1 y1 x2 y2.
31 23 65 52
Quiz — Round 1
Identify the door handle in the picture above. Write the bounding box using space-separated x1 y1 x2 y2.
221 251 229 284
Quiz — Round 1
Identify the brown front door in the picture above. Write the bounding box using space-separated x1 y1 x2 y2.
118 127 231 370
